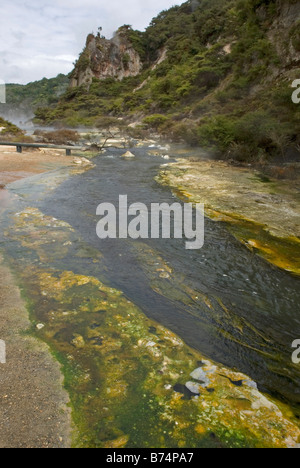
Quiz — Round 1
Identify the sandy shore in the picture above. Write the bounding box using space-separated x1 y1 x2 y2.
0 146 73 448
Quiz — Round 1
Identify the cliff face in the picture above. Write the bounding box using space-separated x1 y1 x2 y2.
266 1 300 69
70 27 143 88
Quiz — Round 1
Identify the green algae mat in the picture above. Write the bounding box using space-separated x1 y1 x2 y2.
3 206 300 448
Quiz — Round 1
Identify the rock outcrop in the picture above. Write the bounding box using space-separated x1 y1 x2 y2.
70 27 143 88
267 1 300 70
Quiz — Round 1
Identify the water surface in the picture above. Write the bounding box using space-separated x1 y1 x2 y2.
2 145 300 411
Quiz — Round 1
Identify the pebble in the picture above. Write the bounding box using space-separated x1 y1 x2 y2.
146 341 156 348
190 367 211 387
122 151 135 159
185 382 201 395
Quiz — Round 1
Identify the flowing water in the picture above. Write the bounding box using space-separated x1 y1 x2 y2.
1 144 300 446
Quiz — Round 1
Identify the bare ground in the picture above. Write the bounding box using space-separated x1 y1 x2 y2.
0 146 73 186
0 146 73 448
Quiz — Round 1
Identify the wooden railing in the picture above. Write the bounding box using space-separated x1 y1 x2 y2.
0 141 84 156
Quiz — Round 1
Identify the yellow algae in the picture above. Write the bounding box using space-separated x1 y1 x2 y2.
157 160 300 275
195 424 207 435
239 237 300 275
103 435 130 448
13 262 299 448
71 335 85 349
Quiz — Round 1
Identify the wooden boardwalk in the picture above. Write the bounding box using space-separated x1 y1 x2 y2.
0 141 84 156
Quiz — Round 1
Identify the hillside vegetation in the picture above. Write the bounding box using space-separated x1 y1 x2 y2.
0 116 32 142
34 0 300 161
5 74 69 108
0 74 69 126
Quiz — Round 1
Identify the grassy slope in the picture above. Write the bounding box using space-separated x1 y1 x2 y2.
34 0 300 161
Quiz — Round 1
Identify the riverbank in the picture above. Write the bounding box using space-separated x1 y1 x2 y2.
0 146 75 187
157 158 300 275
0 147 80 448
0 253 71 448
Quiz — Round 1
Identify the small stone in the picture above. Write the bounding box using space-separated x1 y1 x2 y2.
73 158 83 165
122 151 135 159
36 323 45 330
159 271 170 279
71 335 85 349
244 380 258 390
185 382 201 395
190 367 211 387
73 157 92 165
146 341 156 348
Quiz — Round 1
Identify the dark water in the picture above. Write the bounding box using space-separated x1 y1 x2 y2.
3 146 300 410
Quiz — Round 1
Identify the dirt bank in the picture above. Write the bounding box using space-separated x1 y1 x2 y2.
0 146 75 447
0 254 71 448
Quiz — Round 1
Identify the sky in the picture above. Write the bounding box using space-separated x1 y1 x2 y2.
0 0 180 85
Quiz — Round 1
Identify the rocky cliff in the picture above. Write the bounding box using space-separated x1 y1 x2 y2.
267 1 300 69
70 26 143 88
35 0 300 162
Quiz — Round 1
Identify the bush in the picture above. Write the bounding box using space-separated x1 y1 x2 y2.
233 111 281 149
0 117 32 142
142 114 169 129
168 122 200 146
197 115 236 152
95 116 121 130
36 129 80 145
127 125 150 139
195 111 289 160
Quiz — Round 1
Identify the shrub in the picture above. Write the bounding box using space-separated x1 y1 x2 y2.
0 117 31 142
233 111 281 150
169 122 200 146
127 125 149 139
122 53 131 69
37 129 80 145
142 114 169 129
95 116 121 130
197 115 236 152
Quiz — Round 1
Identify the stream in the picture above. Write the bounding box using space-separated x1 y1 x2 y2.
1 143 300 446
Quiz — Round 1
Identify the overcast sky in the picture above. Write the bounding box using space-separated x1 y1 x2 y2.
0 0 180 85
